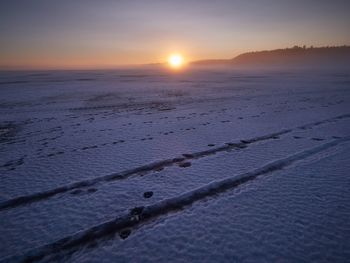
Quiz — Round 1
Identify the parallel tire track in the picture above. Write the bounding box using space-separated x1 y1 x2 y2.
0 113 349 212
4 136 349 263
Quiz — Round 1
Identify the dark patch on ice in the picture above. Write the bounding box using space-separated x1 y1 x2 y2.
143 191 153 198
332 136 342 139
158 107 176 112
119 74 149 78
1 156 25 171
151 165 164 172
112 140 125 144
0 122 19 143
70 189 83 195
311 138 325 141
0 80 29 85
75 78 96 82
119 229 131 239
46 151 64 157
130 206 144 216
173 157 185 162
208 144 215 147
178 162 192 168
81 145 98 150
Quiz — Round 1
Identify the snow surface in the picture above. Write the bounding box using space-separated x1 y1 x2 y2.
0 68 349 262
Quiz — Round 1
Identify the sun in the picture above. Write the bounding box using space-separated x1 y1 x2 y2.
168 54 184 69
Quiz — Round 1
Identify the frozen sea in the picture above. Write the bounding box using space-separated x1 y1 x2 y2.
0 67 349 262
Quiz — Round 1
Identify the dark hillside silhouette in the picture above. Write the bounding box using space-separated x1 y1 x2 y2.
192 46 350 68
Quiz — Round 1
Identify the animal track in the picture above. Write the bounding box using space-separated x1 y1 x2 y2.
143 191 153 198
10 137 349 262
0 157 25 171
178 162 192 168
0 114 348 213
311 138 325 141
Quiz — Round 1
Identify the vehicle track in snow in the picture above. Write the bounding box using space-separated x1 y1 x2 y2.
3 136 349 263
0 113 348 212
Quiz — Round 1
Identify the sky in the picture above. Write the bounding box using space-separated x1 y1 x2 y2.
1 0 350 69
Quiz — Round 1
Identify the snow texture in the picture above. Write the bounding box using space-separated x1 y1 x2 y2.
0 68 350 262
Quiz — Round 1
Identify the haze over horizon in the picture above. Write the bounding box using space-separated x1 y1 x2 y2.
1 0 350 69
1 1 350 262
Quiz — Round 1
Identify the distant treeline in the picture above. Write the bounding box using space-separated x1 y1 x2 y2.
192 45 350 68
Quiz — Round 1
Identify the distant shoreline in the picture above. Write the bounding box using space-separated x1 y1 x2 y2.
191 45 350 68
1 45 350 71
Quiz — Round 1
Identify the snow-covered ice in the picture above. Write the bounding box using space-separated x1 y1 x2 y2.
0 68 349 262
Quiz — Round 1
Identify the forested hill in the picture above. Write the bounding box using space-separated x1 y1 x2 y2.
191 46 350 68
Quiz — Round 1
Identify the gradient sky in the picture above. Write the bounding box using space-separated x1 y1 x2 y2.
1 0 350 69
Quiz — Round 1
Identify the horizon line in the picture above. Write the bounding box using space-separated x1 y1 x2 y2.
1 44 349 71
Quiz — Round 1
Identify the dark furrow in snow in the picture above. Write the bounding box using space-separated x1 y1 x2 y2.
0 131 289 212
4 136 349 263
0 113 349 212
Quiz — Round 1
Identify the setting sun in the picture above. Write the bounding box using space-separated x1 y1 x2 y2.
168 54 184 68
